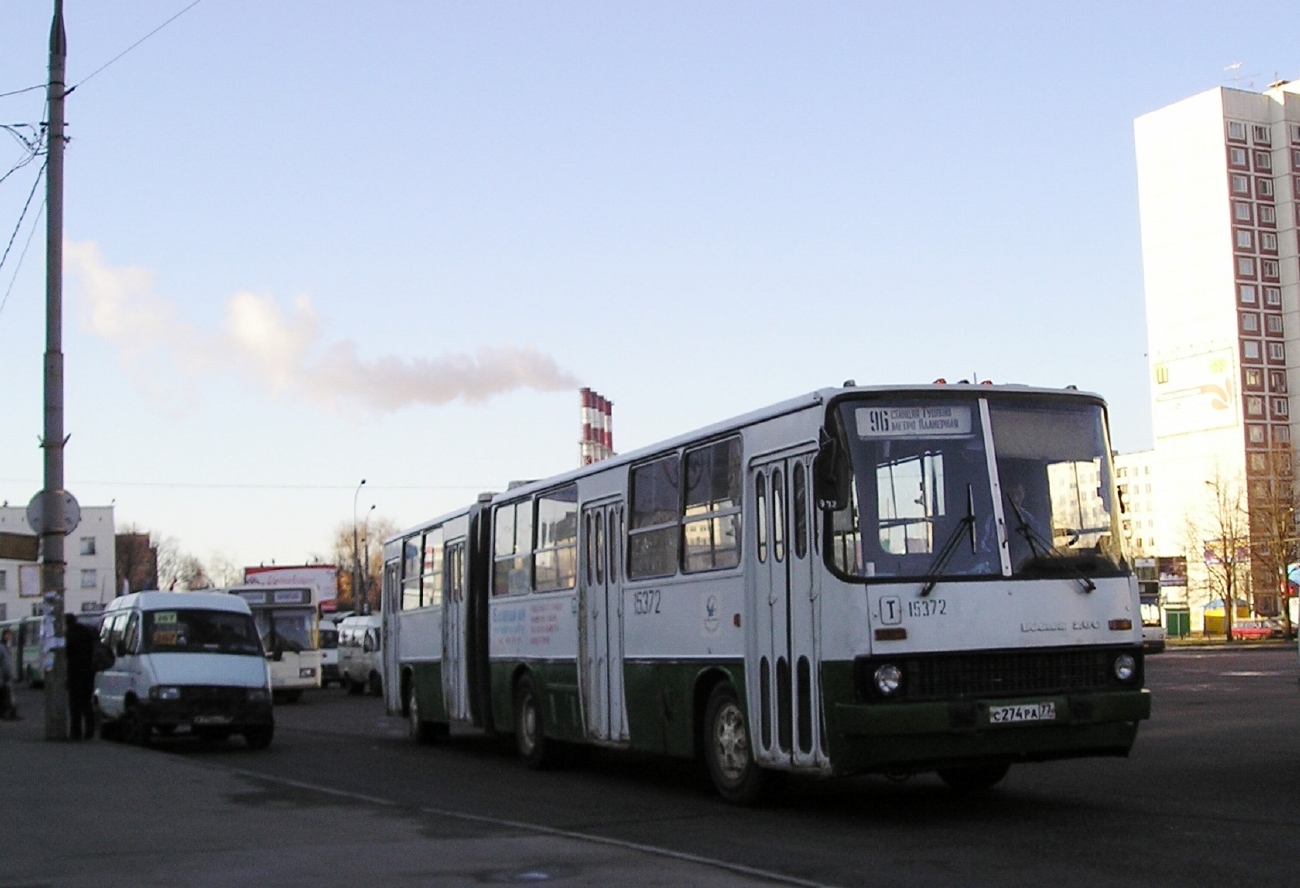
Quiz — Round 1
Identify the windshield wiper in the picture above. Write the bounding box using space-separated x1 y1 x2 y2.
921 486 976 597
1008 503 1095 593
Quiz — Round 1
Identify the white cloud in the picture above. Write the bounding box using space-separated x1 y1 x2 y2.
66 240 578 411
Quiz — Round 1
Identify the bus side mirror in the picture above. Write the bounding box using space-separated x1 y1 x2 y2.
813 432 851 511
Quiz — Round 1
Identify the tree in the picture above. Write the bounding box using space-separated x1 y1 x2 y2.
1247 444 1297 639
331 516 397 613
1196 471 1252 641
155 536 212 591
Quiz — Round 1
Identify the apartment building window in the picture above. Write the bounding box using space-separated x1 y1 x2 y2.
1235 229 1254 250
1240 312 1259 333
1243 340 1261 361
1248 425 1266 444
1268 342 1285 361
1256 177 1274 198
1246 396 1265 416
0 570 6 591
1273 398 1289 417
1262 258 1280 280
1269 370 1287 392
79 537 96 556
1228 121 1247 141
1252 124 1271 144
1266 314 1284 334
80 569 97 589
1239 284 1257 304
1259 204 1276 225
1245 368 1263 389
1229 146 1249 167
1231 173 1250 194
1154 364 1169 384
1292 148 1300 169
1261 231 1278 252
1237 256 1256 278
1264 286 1281 307
1233 201 1252 222
1295 177 1300 198
1276 425 1291 444
1254 150 1272 171
1291 123 1300 143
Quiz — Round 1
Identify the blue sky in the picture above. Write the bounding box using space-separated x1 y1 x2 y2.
1 1 1296 572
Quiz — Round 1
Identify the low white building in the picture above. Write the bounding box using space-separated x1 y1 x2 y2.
0 504 117 621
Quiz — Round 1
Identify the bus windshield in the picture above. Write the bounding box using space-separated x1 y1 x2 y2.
142 610 263 655
252 608 318 655
827 396 1125 581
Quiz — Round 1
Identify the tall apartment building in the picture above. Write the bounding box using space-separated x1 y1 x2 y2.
1135 80 1300 616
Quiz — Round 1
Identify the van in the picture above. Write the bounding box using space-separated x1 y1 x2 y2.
93 591 274 748
338 614 383 696
318 618 341 688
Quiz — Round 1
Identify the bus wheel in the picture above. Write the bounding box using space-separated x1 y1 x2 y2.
514 674 559 769
407 690 447 744
703 682 767 804
937 763 1010 792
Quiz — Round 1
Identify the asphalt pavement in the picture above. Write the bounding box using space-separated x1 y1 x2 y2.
0 683 806 888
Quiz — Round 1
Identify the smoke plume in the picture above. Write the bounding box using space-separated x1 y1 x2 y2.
66 241 579 411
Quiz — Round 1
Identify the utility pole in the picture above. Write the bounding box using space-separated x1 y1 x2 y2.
42 0 69 741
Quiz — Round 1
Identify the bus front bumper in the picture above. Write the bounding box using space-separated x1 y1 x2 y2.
826 688 1151 775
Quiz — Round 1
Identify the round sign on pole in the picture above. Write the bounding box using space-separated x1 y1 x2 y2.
25 489 81 535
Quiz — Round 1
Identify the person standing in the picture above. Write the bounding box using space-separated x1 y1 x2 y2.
65 615 97 740
0 627 19 720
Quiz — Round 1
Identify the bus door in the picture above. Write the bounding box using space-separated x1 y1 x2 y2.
749 452 823 769
578 499 628 744
442 540 471 722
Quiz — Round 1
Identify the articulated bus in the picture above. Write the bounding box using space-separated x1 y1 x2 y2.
223 585 322 701
383 383 1151 801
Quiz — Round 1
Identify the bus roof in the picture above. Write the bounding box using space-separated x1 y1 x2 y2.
107 591 253 614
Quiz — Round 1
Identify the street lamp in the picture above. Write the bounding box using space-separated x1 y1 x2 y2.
361 503 375 614
352 479 365 616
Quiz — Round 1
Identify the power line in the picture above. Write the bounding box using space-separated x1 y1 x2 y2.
0 478 494 492
0 195 44 318
67 0 206 95
0 159 46 307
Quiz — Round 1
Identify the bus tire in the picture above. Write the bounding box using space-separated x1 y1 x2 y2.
407 690 447 744
702 682 767 804
937 763 1010 792
514 674 560 770
347 677 364 696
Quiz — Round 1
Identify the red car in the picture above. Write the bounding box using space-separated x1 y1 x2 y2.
1232 619 1283 640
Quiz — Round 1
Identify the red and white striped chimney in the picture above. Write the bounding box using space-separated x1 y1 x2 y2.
579 388 615 465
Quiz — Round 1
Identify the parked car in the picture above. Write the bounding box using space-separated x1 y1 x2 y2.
1141 623 1167 653
1232 619 1284 641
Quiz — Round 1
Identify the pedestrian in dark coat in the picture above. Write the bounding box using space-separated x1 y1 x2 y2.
65 615 96 740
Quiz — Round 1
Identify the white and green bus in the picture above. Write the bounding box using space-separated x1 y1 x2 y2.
383 383 1151 801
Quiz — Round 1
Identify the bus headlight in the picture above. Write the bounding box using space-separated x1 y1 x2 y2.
1113 653 1137 682
299 667 316 679
873 663 903 697
150 686 181 701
